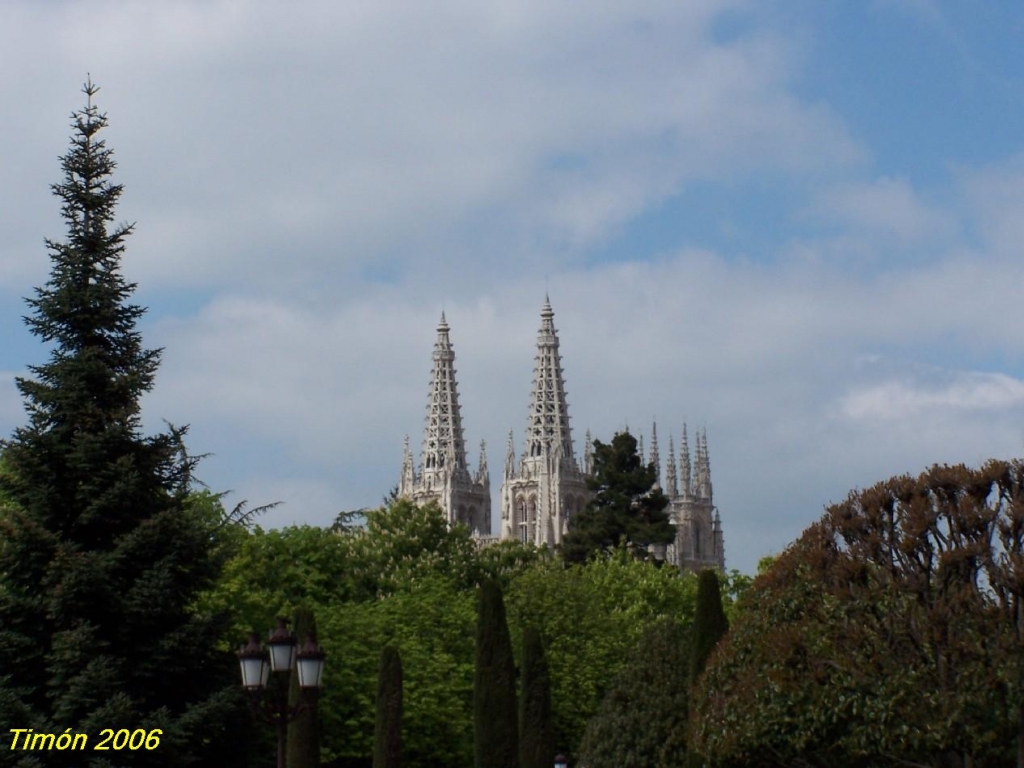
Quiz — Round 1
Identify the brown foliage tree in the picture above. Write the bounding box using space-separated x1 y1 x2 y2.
690 460 1024 768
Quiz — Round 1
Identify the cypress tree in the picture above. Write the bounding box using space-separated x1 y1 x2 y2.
474 579 519 768
690 570 729 686
0 81 241 766
519 625 555 768
288 606 321 768
373 645 403 768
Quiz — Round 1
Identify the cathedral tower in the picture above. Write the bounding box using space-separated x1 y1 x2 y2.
656 422 724 571
500 298 588 545
397 313 491 533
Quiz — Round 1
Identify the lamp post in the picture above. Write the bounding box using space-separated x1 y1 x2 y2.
238 617 326 768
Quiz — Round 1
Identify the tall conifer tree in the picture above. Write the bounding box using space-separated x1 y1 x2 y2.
0 81 241 766
474 579 519 768
288 606 321 768
519 625 554 768
690 569 729 686
373 645 403 768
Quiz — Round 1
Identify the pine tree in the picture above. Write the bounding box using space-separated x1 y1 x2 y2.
690 569 729 686
373 645 403 768
519 625 555 768
474 579 519 768
562 431 674 564
288 606 321 768
0 80 242 766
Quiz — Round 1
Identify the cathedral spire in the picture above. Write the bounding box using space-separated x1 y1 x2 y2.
523 297 574 461
680 422 692 499
638 433 645 466
504 430 516 478
665 435 678 499
400 434 415 496
420 312 468 481
695 428 712 501
476 439 489 485
583 428 593 475
649 421 661 489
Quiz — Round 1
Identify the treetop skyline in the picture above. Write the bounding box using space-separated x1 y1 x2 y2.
2 2 1023 574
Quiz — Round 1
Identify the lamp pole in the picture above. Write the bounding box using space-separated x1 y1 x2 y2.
238 617 326 768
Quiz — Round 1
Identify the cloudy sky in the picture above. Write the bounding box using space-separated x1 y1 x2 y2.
2 1 1023 574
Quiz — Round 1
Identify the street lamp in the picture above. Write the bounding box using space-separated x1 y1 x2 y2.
238 617 326 768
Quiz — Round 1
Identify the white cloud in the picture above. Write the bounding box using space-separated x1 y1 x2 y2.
812 176 952 244
0 0 863 293
839 371 1024 421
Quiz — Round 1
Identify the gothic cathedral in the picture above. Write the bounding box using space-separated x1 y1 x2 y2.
397 298 725 572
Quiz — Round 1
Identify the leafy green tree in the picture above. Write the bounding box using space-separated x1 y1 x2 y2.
474 579 519 768
506 549 698 756
0 80 244 766
519 626 555 768
197 524 357 644
316 574 476 768
578 619 691 768
562 432 674 564
288 606 321 768
691 461 1024 768
373 645 403 768
345 499 480 598
689 570 728 687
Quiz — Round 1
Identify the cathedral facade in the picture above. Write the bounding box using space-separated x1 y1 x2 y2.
397 299 725 572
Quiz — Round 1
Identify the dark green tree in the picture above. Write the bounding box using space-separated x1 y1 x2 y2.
519 625 555 768
373 645 403 768
474 579 519 768
689 569 728 687
288 606 321 768
562 432 674 564
0 81 243 766
578 619 691 768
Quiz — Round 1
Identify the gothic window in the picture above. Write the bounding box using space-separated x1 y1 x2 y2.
694 525 702 557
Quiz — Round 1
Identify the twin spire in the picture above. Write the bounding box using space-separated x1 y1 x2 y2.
410 300 710 497
399 298 721 565
415 297 577 479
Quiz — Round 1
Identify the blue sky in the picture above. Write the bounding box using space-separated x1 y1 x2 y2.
2 0 1023 574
